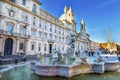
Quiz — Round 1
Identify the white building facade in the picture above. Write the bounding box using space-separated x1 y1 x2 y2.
0 0 90 56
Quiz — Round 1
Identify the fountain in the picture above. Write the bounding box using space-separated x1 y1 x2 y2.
32 34 119 78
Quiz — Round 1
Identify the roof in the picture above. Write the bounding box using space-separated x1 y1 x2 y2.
32 0 42 5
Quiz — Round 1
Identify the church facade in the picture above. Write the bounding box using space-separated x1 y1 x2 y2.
0 0 90 56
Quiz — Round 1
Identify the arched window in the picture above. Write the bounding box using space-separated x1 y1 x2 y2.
10 0 16 3
22 0 26 6
32 4 37 13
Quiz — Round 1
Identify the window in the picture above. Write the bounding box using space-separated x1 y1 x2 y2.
33 17 36 26
39 23 41 28
7 24 14 34
38 43 41 51
62 31 64 35
54 36 57 40
19 43 24 50
44 44 46 51
9 10 15 17
33 21 35 26
69 14 70 16
62 37 64 42
31 30 36 36
31 44 34 50
45 25 47 30
59 29 61 34
20 27 25 35
50 27 52 32
25 15 28 21
49 34 52 40
38 31 41 38
21 12 28 22
39 19 41 28
44 33 47 39
62 30 64 35
32 4 37 13
22 0 26 6
55 27 57 33
59 37 61 42
10 0 16 3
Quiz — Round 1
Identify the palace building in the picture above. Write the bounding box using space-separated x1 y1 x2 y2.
0 0 90 56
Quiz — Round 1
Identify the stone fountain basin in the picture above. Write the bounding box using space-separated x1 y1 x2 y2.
32 61 119 78
105 61 119 71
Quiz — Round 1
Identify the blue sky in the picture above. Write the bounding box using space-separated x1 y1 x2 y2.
39 0 120 44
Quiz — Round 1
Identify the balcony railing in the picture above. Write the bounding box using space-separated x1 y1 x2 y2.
48 39 55 43
4 31 13 35
19 33 31 38
0 29 31 38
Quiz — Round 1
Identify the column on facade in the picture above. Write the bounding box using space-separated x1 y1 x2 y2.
1 37 5 56
1 16 5 31
41 38 44 54
26 39 30 55
16 38 19 55
13 38 16 55
0 36 3 56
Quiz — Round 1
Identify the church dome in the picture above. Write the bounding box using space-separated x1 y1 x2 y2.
59 13 67 21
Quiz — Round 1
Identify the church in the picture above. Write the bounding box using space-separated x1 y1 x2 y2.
0 0 90 56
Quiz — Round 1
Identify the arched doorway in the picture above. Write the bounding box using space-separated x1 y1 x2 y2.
4 38 13 55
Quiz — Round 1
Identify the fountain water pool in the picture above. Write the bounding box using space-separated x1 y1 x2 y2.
0 63 120 80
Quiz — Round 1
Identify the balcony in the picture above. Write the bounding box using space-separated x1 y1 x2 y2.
48 39 55 43
19 33 31 39
0 29 31 38
3 30 13 36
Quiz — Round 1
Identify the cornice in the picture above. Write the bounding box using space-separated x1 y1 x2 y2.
32 0 42 5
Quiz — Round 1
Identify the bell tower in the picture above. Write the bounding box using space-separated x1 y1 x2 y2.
64 5 68 13
80 19 86 34
67 6 74 22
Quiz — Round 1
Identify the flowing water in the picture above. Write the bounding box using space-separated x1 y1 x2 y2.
0 63 120 80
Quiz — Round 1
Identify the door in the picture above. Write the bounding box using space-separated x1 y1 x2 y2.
49 44 52 54
4 38 13 55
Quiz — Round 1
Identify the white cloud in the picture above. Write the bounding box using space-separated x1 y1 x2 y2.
88 27 105 32
96 0 119 8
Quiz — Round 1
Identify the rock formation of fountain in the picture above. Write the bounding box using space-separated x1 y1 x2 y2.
32 34 119 78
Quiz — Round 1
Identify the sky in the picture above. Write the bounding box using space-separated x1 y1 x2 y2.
38 0 120 44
